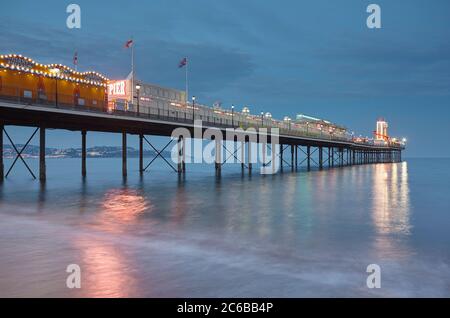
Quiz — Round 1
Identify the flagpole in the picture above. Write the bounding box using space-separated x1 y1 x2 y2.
131 41 134 105
185 57 188 105
74 51 78 72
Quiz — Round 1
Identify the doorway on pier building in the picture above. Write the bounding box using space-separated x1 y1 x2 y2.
74 87 80 106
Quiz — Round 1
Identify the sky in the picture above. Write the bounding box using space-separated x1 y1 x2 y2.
1 0 450 157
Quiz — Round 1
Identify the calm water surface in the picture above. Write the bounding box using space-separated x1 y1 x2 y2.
0 158 449 297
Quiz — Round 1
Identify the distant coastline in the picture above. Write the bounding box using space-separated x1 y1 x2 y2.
2 145 170 159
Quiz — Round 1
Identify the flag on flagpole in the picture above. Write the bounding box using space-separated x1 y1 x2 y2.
125 38 135 104
178 57 188 104
124 39 134 48
73 52 78 66
178 57 187 68
73 52 78 71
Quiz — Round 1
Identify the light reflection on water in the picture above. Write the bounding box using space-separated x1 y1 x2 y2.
0 158 449 297
372 162 411 236
75 238 140 298
96 188 151 232
371 162 413 261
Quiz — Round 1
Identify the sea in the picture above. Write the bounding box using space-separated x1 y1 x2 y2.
0 158 449 297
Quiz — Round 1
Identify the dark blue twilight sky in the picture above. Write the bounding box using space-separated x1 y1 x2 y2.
1 0 450 157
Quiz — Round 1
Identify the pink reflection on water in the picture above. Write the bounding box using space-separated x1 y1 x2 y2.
76 239 141 297
101 189 149 222
88 188 152 233
72 189 152 297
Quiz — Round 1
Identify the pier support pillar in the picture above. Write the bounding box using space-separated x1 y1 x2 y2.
295 145 298 170
215 139 222 175
139 134 144 174
248 141 252 174
331 147 335 167
319 147 323 170
291 145 294 171
280 144 284 171
182 137 186 173
0 124 3 181
339 148 343 167
307 146 311 170
122 132 127 178
177 136 183 174
241 141 245 173
39 127 46 182
81 130 87 177
328 147 331 168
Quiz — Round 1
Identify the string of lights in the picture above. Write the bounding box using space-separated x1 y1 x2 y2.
0 54 108 87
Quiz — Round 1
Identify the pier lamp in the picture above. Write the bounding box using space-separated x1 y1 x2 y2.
50 68 60 107
242 106 250 114
265 113 272 124
192 96 196 122
135 84 141 115
264 113 272 129
402 138 407 143
231 104 235 127
260 111 264 127
284 116 291 130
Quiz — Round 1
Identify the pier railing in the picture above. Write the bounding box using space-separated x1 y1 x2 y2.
0 85 403 149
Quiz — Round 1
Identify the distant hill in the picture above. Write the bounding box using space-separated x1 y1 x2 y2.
2 145 171 159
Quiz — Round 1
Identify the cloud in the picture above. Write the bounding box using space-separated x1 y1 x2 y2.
309 33 450 97
0 17 255 98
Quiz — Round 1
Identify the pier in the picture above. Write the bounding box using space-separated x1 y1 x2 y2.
0 54 404 181
0 97 403 181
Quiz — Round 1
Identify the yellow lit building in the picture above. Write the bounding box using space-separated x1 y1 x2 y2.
0 54 108 109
